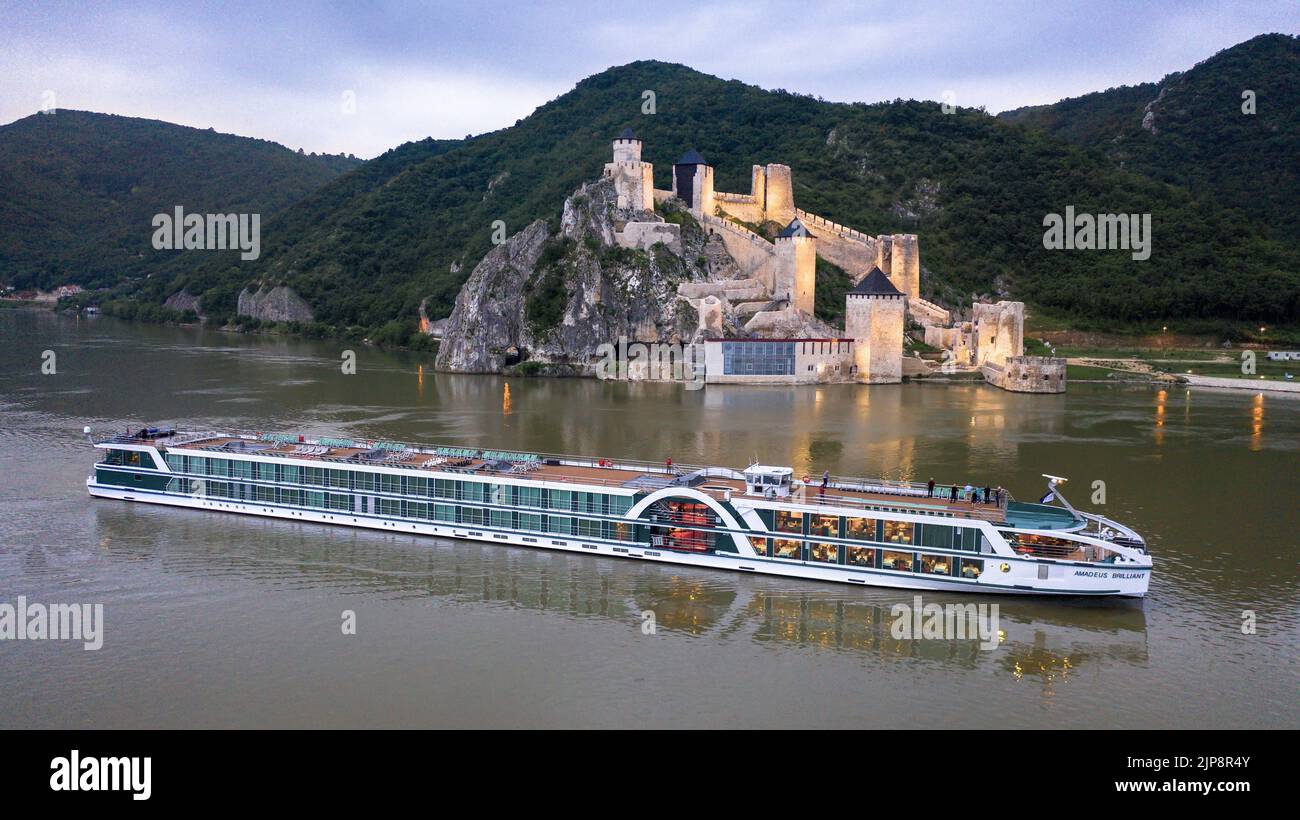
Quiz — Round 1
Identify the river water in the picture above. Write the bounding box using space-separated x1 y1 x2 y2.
1 307 1296 728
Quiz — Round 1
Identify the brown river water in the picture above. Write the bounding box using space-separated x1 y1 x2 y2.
1 307 1296 728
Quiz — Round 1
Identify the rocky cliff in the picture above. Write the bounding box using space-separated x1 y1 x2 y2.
436 178 731 374
236 284 314 323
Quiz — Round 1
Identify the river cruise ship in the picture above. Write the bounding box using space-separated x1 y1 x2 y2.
86 428 1152 597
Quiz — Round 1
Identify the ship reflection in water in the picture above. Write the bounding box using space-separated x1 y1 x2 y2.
91 502 1149 689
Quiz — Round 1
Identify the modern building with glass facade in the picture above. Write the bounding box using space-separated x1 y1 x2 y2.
88 429 1152 596
704 338 856 384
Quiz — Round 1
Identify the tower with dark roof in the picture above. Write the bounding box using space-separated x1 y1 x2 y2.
671 149 714 217
612 127 642 163
775 218 817 315
845 266 906 383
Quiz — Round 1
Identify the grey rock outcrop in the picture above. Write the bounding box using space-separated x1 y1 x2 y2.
436 178 719 374
237 284 314 323
163 289 202 315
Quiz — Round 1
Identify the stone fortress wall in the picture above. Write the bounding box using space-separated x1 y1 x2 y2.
598 130 1054 392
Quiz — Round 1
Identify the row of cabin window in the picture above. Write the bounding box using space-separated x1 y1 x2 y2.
756 539 985 578
771 510 983 551
164 477 633 539
165 457 631 515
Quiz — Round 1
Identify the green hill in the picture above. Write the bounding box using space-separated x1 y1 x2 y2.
10 42 1300 339
1000 33 1299 240
0 110 362 290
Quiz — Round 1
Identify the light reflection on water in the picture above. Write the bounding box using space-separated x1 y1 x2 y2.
0 308 1296 729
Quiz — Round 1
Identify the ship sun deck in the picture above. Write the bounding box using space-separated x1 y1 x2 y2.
169 434 1012 525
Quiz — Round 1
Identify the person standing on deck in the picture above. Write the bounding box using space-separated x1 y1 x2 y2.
820 470 829 499
949 484 958 502
964 483 973 502
984 485 993 505
666 456 673 474
927 478 935 497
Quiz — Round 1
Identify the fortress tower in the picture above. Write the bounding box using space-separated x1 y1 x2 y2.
672 149 714 218
603 127 654 212
761 164 795 225
890 234 920 300
774 218 816 315
845 267 905 384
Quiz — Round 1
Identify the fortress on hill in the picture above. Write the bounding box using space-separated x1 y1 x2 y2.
601 128 1065 392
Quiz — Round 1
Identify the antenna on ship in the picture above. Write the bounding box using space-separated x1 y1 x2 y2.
1040 474 1080 518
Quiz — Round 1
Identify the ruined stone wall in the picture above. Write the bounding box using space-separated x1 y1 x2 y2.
616 220 681 253
984 356 1066 393
603 160 654 212
713 191 764 224
971 301 1024 367
702 216 777 292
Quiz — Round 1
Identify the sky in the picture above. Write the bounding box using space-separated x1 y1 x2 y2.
1 0 1295 159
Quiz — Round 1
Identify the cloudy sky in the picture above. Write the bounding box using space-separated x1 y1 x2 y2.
1 0 1294 158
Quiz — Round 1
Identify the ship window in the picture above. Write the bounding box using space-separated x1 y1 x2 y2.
609 495 632 516
379 474 401 494
882 550 914 572
918 524 955 549
434 504 456 522
753 538 769 557
513 485 542 509
606 521 632 541
882 521 913 545
548 489 573 511
377 498 400 516
459 507 486 526
354 471 376 492
491 509 512 529
810 543 839 564
773 539 802 559
578 518 604 538
329 469 349 488
844 517 878 541
807 514 839 538
959 558 984 579
775 510 803 534
461 482 486 503
920 554 952 576
546 515 574 535
435 479 458 499
846 546 876 567
406 476 429 496
518 513 543 531
281 464 300 484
